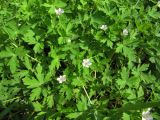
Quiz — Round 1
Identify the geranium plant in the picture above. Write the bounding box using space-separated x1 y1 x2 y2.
0 0 160 119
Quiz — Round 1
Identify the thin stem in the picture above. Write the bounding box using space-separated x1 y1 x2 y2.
135 0 140 6
94 70 96 78
83 85 97 120
26 54 41 63
83 86 92 105
11 43 41 63
2 97 20 103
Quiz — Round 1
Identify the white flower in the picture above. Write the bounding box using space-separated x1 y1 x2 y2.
100 25 108 31
142 108 153 120
57 75 66 83
67 39 71 43
18 23 21 26
55 8 64 16
158 1 160 8
122 29 129 36
82 59 92 68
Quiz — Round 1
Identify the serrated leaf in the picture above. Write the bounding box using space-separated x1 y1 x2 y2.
116 43 123 53
139 64 149 72
66 112 82 119
77 95 87 111
22 30 37 44
15 47 27 57
72 77 85 87
121 67 129 80
66 22 73 35
123 46 136 62
30 87 41 101
3 20 19 39
125 89 136 100
33 43 43 53
0 50 13 58
58 37 65 44
35 64 44 83
8 56 18 73
122 113 130 120
77 101 87 111
24 56 32 70
15 70 29 78
91 12 106 25
54 0 66 7
137 86 144 98
46 95 54 108
116 79 126 89
44 72 52 83
127 76 140 89
23 77 41 88
32 102 43 112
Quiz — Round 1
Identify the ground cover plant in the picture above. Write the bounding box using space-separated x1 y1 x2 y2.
0 0 160 119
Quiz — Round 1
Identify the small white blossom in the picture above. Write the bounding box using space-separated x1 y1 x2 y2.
142 108 153 120
57 75 66 83
100 25 108 31
67 39 71 43
55 8 64 16
158 1 160 8
18 23 21 26
82 59 92 68
122 29 129 36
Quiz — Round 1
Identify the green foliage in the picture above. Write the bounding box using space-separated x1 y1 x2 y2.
0 0 160 119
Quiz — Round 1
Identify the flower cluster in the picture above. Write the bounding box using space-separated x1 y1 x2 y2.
122 28 129 36
158 1 160 8
142 108 153 120
56 59 92 83
100 25 108 31
82 59 92 68
57 75 66 83
55 8 64 16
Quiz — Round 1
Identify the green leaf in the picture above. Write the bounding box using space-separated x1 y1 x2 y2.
72 77 86 87
125 89 136 100
35 64 44 83
54 0 67 7
66 22 73 34
46 95 54 108
8 56 18 73
33 43 43 53
15 47 27 57
122 113 130 120
44 72 52 83
22 30 37 44
123 46 136 62
137 86 144 98
30 87 41 101
3 20 19 39
91 12 106 25
23 77 41 88
32 102 43 112
0 49 14 58
116 43 123 53
116 79 126 89
66 112 82 119
76 95 87 111
139 64 149 72
127 76 140 89
24 56 32 70
121 67 129 81
58 37 65 44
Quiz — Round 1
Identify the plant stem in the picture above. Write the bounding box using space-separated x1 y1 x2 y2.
83 86 92 105
11 43 41 63
2 97 20 103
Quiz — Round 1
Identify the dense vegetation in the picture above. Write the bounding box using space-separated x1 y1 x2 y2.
0 0 160 119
